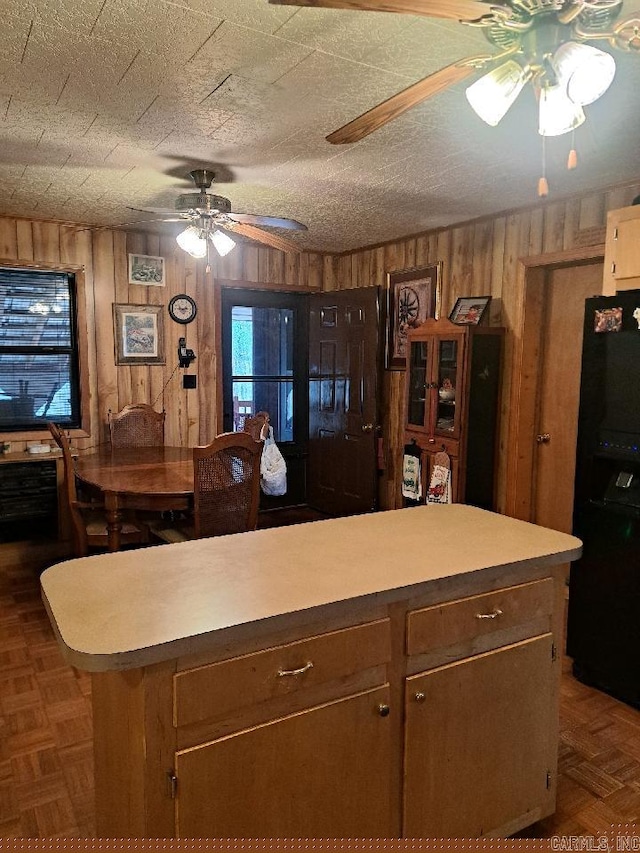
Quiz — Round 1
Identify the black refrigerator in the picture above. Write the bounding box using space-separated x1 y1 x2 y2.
567 290 640 709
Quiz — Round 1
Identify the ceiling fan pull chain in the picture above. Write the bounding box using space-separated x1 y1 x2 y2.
567 129 578 170
538 135 549 198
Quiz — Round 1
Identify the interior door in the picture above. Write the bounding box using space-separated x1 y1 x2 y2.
308 288 381 516
533 262 603 532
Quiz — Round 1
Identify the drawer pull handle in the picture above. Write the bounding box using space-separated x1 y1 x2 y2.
277 661 314 678
475 608 503 620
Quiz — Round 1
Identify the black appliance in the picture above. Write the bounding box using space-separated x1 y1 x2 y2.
567 290 640 709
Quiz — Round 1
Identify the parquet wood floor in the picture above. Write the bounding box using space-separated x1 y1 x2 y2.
0 548 638 838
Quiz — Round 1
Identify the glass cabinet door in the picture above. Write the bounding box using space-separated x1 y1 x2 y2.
435 338 460 436
407 340 429 429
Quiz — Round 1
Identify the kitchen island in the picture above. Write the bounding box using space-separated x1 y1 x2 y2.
41 504 582 838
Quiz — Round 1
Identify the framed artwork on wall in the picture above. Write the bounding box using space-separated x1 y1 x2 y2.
128 253 165 286
385 263 442 369
113 303 165 365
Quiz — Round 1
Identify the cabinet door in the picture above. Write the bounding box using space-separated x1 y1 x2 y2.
610 217 640 281
406 339 430 431
175 685 393 837
434 334 464 440
403 635 555 837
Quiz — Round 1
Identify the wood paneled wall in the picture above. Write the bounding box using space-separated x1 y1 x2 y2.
0 219 323 452
324 182 640 514
2 178 640 520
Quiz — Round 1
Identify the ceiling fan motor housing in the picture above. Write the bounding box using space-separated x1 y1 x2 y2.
175 193 232 214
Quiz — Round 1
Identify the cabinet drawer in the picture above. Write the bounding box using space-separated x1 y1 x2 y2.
406 578 554 657
174 618 391 727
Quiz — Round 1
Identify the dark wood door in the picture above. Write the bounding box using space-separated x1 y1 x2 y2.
308 287 380 515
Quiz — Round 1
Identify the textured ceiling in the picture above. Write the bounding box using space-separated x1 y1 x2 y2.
0 0 639 253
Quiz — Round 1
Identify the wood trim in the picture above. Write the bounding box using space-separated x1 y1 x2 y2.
0 256 84 272
504 244 604 521
214 277 320 292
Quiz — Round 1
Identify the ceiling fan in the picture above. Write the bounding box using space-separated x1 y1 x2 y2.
268 0 640 147
129 168 307 258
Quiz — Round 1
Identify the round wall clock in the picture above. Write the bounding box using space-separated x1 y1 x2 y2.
168 294 197 324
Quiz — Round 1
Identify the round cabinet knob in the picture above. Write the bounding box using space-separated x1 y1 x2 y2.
414 692 426 702
361 423 374 433
378 703 390 717
536 433 551 444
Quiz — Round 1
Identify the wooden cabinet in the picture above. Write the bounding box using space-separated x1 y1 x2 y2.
404 318 503 508
172 619 394 837
603 204 640 295
90 572 563 839
175 684 392 837
403 578 558 837
404 635 555 837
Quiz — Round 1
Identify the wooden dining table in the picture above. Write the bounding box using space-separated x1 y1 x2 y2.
74 446 194 552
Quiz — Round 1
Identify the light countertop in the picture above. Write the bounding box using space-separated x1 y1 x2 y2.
40 504 582 672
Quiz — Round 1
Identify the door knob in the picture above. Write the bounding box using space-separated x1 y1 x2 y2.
536 433 551 444
361 423 374 433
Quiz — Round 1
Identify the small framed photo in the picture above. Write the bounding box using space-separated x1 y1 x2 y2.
449 296 491 326
128 253 165 286
594 307 622 333
386 263 442 370
113 303 165 365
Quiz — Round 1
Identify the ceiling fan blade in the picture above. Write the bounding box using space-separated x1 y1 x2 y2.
268 0 498 23
225 222 303 253
226 212 308 231
71 218 181 233
326 58 487 144
127 206 187 221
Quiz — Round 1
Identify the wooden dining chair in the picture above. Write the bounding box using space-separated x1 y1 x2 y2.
242 411 270 443
108 403 165 449
151 432 263 544
48 423 149 557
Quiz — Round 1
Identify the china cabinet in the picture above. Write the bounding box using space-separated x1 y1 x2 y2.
404 317 503 508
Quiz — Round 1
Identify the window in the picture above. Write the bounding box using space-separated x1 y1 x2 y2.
0 267 81 432
230 303 295 441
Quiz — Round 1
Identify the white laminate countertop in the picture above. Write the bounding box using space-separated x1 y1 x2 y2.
40 505 582 672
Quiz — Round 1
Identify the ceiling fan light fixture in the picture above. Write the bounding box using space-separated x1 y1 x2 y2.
176 225 208 258
465 60 528 127
538 84 586 136
552 42 616 106
210 228 236 257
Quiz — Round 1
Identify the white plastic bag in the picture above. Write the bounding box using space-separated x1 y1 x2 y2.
260 426 287 496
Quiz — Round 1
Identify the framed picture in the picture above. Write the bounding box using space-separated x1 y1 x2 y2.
128 253 165 286
113 303 165 365
449 296 491 326
594 307 622 333
386 263 442 369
